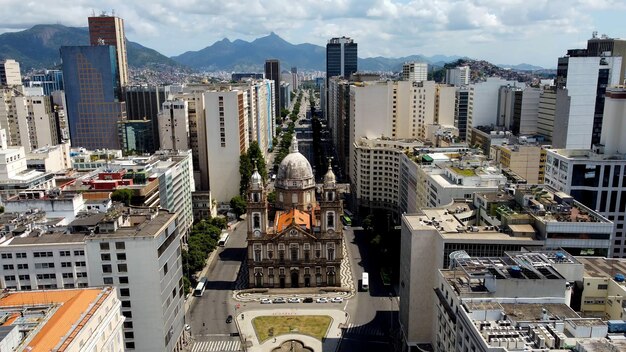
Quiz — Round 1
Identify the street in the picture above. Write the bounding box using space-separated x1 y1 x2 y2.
187 221 248 351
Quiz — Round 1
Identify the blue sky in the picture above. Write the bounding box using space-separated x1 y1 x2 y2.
0 0 624 68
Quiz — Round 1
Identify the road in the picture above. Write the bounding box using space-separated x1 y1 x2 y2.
340 227 399 352
188 222 247 351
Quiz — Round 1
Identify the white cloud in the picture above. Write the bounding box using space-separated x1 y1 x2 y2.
0 0 621 67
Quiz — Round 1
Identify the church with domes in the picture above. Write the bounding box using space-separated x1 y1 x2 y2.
246 137 349 288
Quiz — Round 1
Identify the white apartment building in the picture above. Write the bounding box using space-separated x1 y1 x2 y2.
467 77 519 129
537 86 558 141
402 62 428 82
4 190 86 223
0 59 21 86
599 87 626 154
348 80 455 180
204 89 249 203
497 85 541 135
0 208 186 352
544 148 626 257
158 99 190 151
445 66 470 87
0 129 55 200
26 142 72 173
0 287 124 352
352 137 423 213
554 56 622 149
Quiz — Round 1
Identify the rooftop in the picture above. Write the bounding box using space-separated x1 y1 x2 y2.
0 288 113 352
576 257 626 279
275 208 311 232
3 233 86 246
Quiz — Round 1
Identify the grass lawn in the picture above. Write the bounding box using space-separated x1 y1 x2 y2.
450 166 476 177
252 315 331 342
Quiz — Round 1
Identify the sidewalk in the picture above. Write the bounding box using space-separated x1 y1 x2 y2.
236 308 348 352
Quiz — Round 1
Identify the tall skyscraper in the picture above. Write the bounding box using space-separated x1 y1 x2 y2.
0 59 21 86
587 33 626 84
60 45 126 149
88 13 129 89
265 59 281 119
326 37 358 79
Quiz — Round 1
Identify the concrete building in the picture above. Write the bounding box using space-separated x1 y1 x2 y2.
246 140 349 288
26 143 72 173
158 100 190 151
60 45 126 150
0 287 124 352
433 251 620 352
118 119 156 155
455 86 470 141
279 81 291 110
265 59 281 119
0 206 187 352
402 62 428 82
544 148 626 257
0 59 21 86
492 144 546 183
123 85 169 152
537 85 558 141
88 14 129 88
467 77 518 130
497 85 541 135
326 37 357 79
0 130 55 200
587 34 626 84
554 54 622 148
445 66 470 87
204 89 249 203
599 87 626 155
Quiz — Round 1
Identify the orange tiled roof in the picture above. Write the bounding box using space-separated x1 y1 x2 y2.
275 208 311 232
0 289 105 352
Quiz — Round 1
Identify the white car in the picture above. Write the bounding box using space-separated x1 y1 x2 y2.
287 297 301 303
260 298 272 304
330 297 344 303
273 297 287 304
316 297 329 303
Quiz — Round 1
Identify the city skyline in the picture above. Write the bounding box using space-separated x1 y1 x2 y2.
0 0 624 68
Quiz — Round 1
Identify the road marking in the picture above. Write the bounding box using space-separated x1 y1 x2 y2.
192 339 241 351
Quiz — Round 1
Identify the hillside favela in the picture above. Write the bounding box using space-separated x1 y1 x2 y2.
1 2 626 352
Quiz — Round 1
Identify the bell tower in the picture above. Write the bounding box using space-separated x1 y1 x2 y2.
319 159 342 233
247 162 268 238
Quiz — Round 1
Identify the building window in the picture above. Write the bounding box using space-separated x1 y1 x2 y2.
290 244 298 261
117 253 126 260
101 253 111 261
253 213 261 230
327 243 335 261
103 277 114 285
124 321 133 329
120 288 130 297
73 250 85 256
1 253 12 259
102 264 112 273
119 276 129 284
254 244 262 262
18 275 30 281
122 300 132 308
59 251 70 257
327 211 335 230
16 253 26 259
116 242 126 250
598 284 608 290
17 264 28 270
118 264 128 273
74 261 86 267
100 242 110 250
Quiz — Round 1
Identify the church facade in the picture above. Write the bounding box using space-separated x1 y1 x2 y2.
246 137 348 288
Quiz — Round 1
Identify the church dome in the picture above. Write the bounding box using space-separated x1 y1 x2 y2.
276 136 314 188
323 164 336 185
250 169 263 190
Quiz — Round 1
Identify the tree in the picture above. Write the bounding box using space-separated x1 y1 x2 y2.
363 214 375 233
239 152 252 195
247 141 268 181
206 216 227 230
230 196 247 219
280 108 289 118
267 191 276 204
111 189 134 206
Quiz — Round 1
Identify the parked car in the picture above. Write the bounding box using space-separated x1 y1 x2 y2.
260 298 272 304
226 315 233 324
316 297 329 303
273 297 287 303
303 297 314 303
331 297 344 303
287 297 301 303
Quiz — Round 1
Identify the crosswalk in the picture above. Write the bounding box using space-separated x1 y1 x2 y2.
191 339 242 352
344 323 385 337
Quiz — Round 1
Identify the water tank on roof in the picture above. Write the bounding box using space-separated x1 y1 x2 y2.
555 252 566 261
615 273 625 282
449 250 470 269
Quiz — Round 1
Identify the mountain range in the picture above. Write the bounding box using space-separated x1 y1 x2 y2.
0 24 180 71
0 24 546 73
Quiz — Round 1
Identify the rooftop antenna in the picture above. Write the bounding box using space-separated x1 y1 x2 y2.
112 9 115 16
91 9 96 17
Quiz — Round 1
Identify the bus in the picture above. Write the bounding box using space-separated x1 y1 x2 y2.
341 215 352 226
361 272 369 291
193 278 207 297
218 232 229 246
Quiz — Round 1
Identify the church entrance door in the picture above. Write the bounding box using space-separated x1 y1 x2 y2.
290 271 299 288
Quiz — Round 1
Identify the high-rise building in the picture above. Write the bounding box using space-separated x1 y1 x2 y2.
158 99 190 151
536 85 557 140
497 85 541 135
291 66 299 89
265 59 281 118
0 59 21 86
445 66 470 86
88 13 129 89
467 77 518 130
28 69 64 95
555 53 622 148
587 34 626 84
118 119 156 154
124 85 169 150
402 62 428 82
326 37 357 79
60 45 126 150
454 86 470 140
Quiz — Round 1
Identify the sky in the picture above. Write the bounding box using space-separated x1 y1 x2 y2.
0 0 624 68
